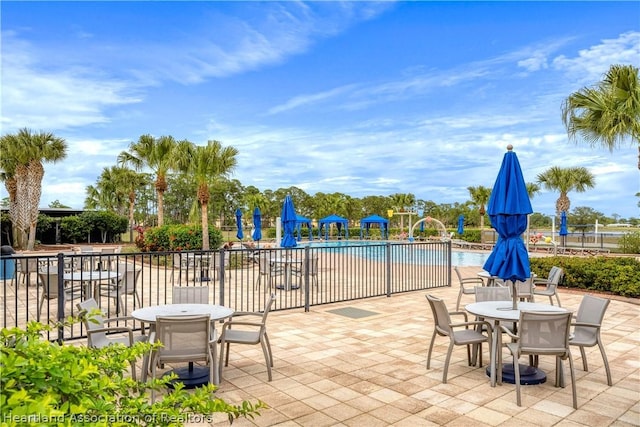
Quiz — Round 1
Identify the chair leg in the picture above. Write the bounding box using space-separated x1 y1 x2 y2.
579 346 589 371
426 331 437 369
455 289 463 311
442 341 454 383
554 293 562 307
597 339 613 386
210 343 219 385
514 353 522 406
261 339 272 381
264 332 274 367
568 353 577 409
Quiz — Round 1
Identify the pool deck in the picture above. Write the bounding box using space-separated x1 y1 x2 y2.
146 266 639 426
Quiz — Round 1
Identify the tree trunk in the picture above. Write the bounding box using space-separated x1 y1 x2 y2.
157 189 164 227
128 193 135 244
201 202 209 250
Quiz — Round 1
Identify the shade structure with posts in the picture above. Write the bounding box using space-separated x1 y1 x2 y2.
482 145 533 310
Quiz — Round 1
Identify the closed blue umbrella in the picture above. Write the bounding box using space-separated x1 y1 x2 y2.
281 195 297 248
457 215 465 236
559 211 568 246
252 207 262 243
235 208 243 241
483 145 533 309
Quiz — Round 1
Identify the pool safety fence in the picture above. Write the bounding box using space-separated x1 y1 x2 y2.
1 241 451 342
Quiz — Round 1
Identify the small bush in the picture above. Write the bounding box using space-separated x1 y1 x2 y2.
0 320 266 426
619 231 640 254
140 225 223 252
530 256 640 298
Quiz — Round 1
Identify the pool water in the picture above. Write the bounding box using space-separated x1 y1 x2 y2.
296 240 490 267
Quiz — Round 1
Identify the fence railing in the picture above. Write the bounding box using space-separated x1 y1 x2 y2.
0 241 451 342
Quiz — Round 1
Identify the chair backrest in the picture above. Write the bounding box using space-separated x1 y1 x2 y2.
548 266 564 287
155 315 211 361
172 286 210 304
453 266 464 282
38 272 60 299
261 293 276 323
518 311 572 355
76 298 110 347
115 264 141 295
258 254 273 275
426 294 452 336
475 286 511 302
574 294 609 341
513 278 534 299
19 257 38 274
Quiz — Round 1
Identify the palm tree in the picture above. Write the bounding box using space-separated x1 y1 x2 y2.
467 186 492 229
85 166 149 242
526 182 541 199
536 166 596 215
562 64 640 170
177 140 238 250
118 134 182 226
0 128 67 250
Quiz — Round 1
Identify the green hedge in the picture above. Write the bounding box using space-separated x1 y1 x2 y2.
139 225 223 252
529 256 640 298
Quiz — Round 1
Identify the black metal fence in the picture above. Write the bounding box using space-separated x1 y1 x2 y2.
1 241 451 341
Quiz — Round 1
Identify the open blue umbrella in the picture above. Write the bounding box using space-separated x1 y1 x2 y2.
482 145 533 309
281 195 297 248
235 208 243 241
252 207 262 243
457 215 465 236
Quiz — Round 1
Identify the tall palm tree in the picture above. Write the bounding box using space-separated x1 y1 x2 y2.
526 182 541 199
176 140 238 250
467 185 492 229
536 166 596 215
0 128 67 250
562 64 640 170
85 166 149 242
118 134 182 226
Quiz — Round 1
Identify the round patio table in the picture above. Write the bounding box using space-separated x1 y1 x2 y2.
465 301 570 387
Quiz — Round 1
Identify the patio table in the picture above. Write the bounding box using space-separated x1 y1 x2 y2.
465 301 570 387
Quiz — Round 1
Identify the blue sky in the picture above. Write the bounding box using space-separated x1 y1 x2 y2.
2 1 639 219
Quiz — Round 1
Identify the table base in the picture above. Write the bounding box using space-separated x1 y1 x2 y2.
275 284 300 290
165 364 210 389
487 363 547 385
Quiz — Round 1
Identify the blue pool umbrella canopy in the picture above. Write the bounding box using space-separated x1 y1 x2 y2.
281 195 297 248
252 207 262 243
457 215 465 236
482 145 533 308
235 208 244 241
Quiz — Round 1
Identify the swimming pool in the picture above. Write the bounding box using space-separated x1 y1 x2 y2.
296 240 490 267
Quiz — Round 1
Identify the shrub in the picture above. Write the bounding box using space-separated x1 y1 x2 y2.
530 256 640 297
0 320 265 426
618 231 640 254
61 215 91 244
142 225 223 252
